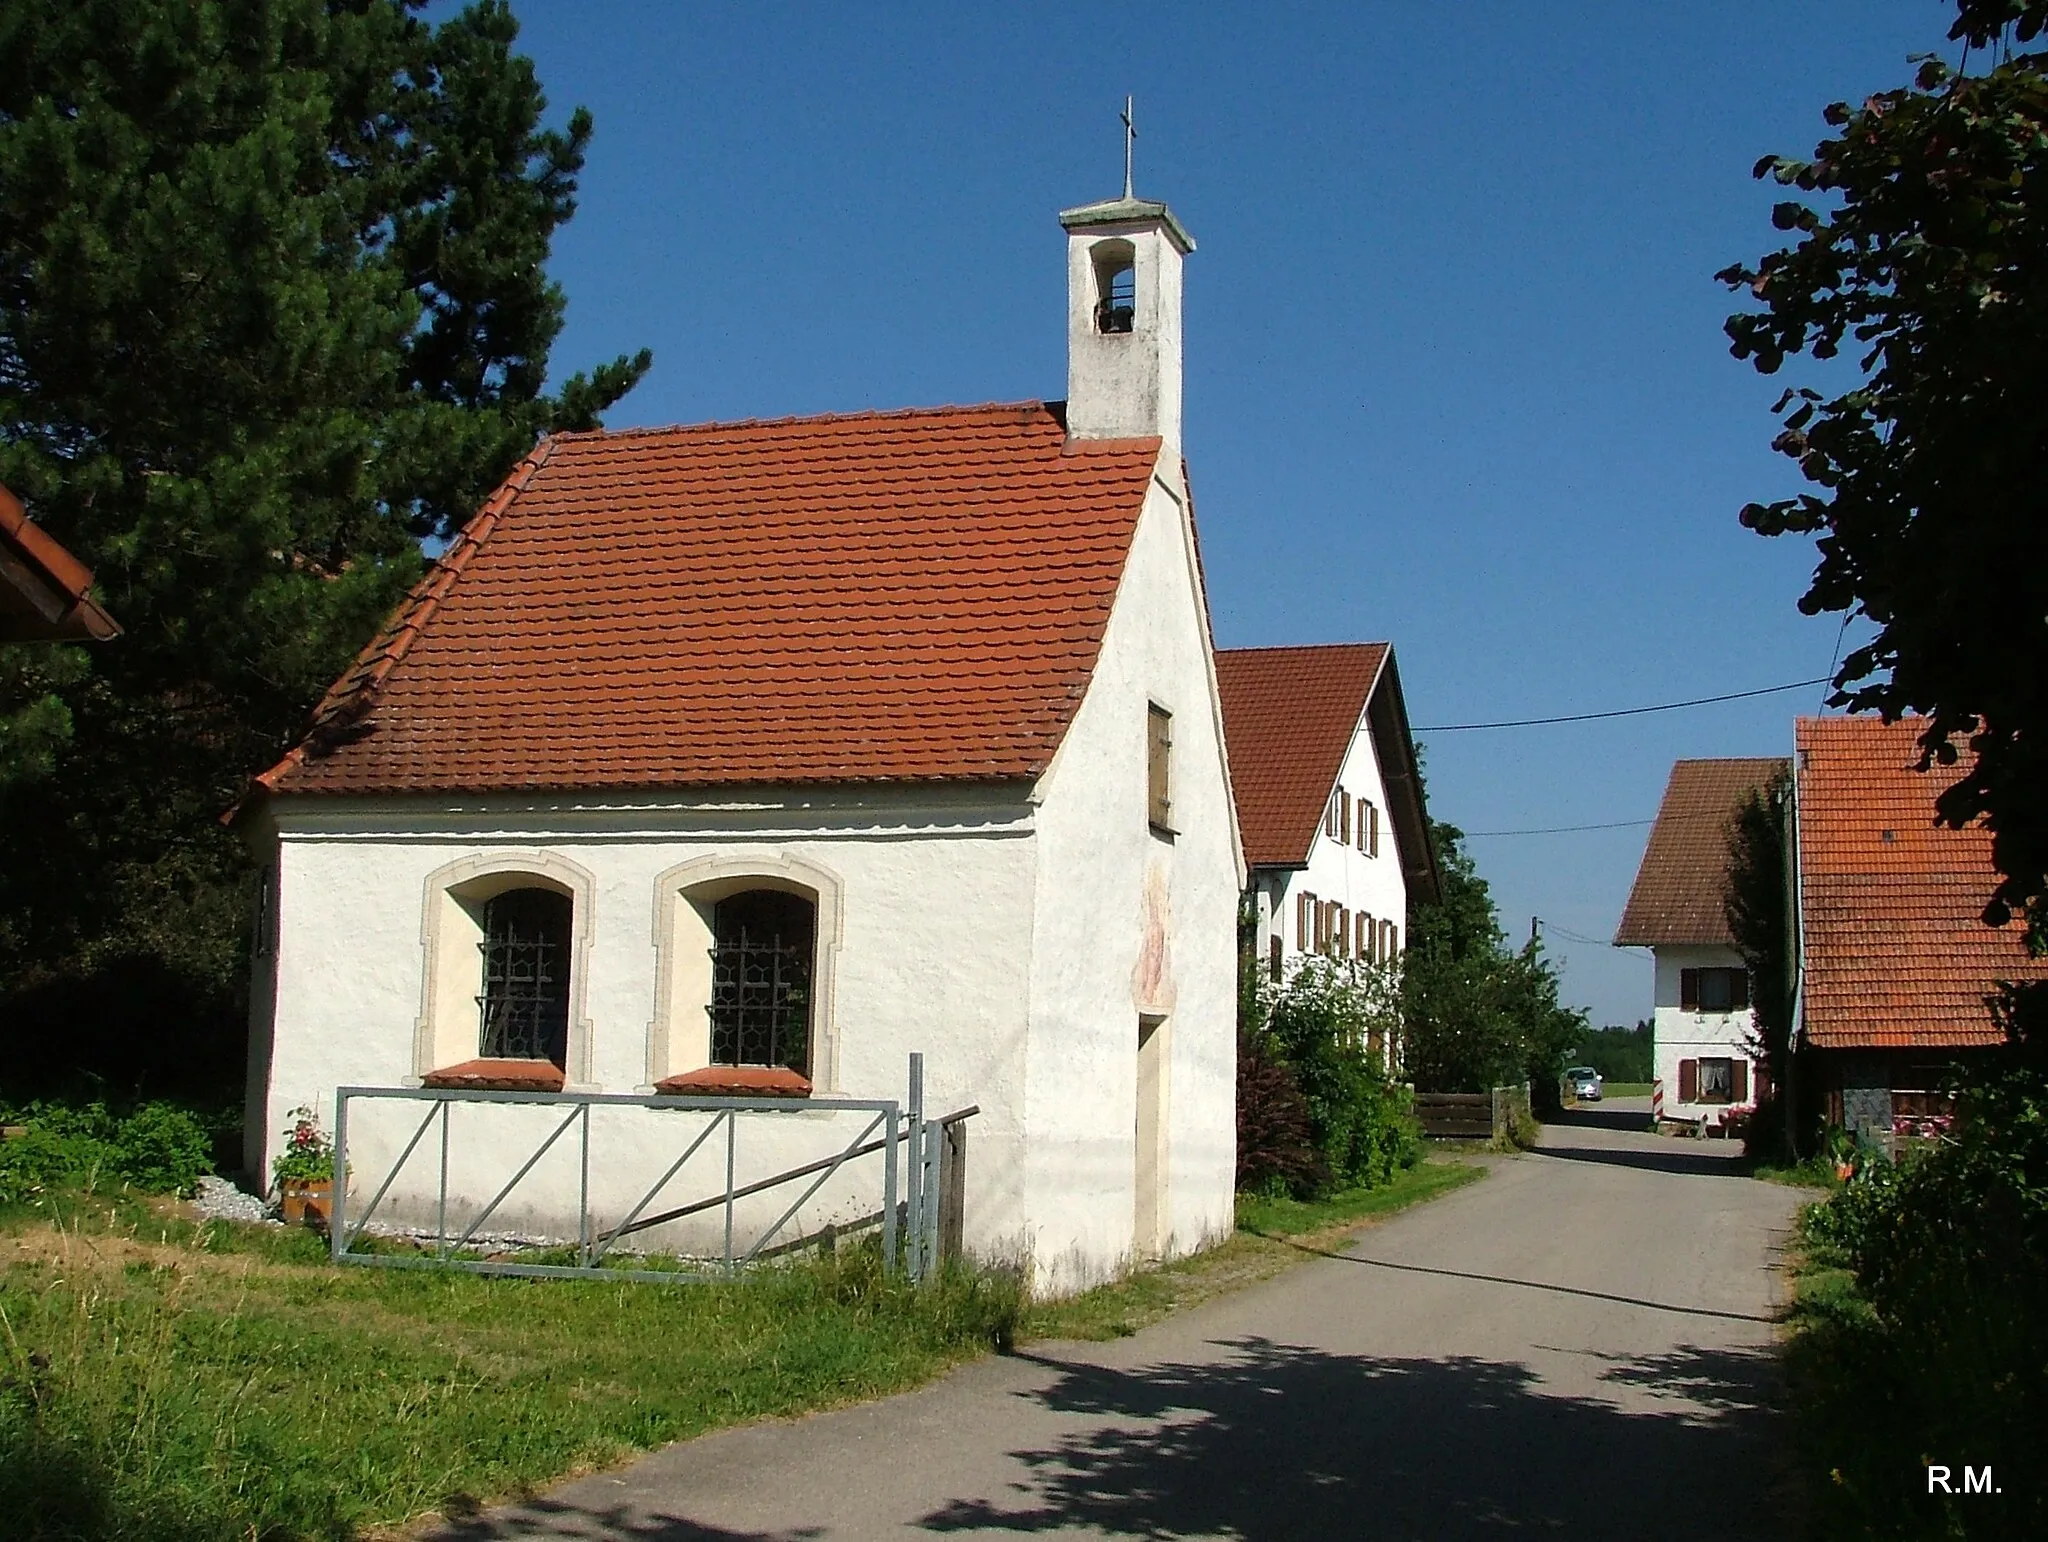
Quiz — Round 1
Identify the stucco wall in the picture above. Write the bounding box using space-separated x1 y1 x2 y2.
1651 943 1757 1120
251 788 1037 1258
1024 463 1241 1295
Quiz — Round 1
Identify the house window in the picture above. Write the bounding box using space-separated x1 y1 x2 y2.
1695 1057 1736 1105
477 887 573 1066
1681 967 1750 1013
1147 703 1174 833
1357 910 1373 962
1325 794 1340 840
707 889 816 1074
1296 891 1315 950
1381 919 1398 960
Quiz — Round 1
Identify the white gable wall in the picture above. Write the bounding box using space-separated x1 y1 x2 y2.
1255 708 1411 986
1651 943 1756 1125
1023 465 1241 1295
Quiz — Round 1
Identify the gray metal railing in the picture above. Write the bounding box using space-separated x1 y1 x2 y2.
329 1052 972 1284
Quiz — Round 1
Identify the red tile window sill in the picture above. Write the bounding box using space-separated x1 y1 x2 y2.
655 1066 812 1099
422 1058 566 1092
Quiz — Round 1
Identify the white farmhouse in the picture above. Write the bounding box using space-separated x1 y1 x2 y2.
238 185 1244 1295
1615 757 1787 1132
1214 644 1437 1059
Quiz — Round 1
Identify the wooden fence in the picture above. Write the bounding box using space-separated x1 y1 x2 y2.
1413 1085 1529 1142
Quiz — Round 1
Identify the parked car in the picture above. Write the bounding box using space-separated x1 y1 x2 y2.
1565 1066 1603 1101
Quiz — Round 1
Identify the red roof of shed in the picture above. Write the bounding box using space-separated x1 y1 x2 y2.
260 404 1164 796
1797 716 2047 1050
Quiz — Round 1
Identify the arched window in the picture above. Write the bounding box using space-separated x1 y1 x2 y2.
709 889 815 1074
477 887 572 1066
1092 239 1136 334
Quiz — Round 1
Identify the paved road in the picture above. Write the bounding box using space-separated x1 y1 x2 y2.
442 1100 1803 1541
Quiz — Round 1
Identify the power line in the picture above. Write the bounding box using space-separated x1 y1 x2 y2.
1415 676 1832 733
1535 917 1650 953
1463 817 1654 838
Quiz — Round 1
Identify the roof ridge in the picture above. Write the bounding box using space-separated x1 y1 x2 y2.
548 401 1055 443
1217 641 1390 657
253 440 555 791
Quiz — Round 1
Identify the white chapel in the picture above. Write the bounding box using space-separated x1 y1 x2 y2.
239 182 1245 1294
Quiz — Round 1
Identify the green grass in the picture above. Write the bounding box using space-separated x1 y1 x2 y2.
0 1160 1484 1540
0 1198 1016 1541
1024 1159 1484 1342
1588 1081 1651 1099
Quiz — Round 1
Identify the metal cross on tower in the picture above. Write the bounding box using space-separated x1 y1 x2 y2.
1121 95 1136 200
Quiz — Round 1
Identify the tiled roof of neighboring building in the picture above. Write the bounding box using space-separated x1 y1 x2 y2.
258 403 1164 796
1213 643 1439 904
0 482 119 643
1614 758 1788 947
1797 715 2046 1050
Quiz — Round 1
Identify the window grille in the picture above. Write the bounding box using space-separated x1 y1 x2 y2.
708 890 815 1074
477 887 572 1065
1097 263 1136 333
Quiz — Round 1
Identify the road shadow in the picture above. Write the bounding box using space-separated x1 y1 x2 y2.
1548 1103 1654 1134
435 1499 824 1541
1532 1139 1752 1180
914 1336 1782 1541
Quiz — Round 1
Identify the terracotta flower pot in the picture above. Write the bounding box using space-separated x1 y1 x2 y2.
281 1176 334 1229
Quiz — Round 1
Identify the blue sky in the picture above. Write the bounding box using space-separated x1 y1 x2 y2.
506 1 1947 1029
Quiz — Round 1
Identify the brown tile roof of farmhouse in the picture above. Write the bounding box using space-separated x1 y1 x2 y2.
1614 757 1789 947
0 482 120 643
1213 643 1439 903
257 404 1163 796
1796 715 2047 1051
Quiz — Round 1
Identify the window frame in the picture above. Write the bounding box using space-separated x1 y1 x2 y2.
648 853 846 1093
415 852 597 1088
1147 702 1175 836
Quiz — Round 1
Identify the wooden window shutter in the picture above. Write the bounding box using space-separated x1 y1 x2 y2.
1680 969 1699 1010
1731 1060 1749 1103
1336 905 1350 958
1268 935 1282 981
1679 1058 1699 1102
1369 803 1380 857
1387 922 1399 957
1147 704 1173 830
1341 791 1352 845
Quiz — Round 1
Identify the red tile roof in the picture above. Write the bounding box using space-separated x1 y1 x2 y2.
0 482 119 642
259 404 1163 795
1214 643 1439 903
1614 758 1789 946
1796 716 2046 1050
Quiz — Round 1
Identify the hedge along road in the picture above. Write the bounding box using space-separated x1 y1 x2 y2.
437 1101 1803 1541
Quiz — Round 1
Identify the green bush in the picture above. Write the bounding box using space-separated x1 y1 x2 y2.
0 1101 212 1205
1792 1060 2048 1539
1259 958 1421 1195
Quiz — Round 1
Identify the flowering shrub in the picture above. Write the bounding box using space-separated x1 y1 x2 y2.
1248 957 1421 1197
270 1107 336 1186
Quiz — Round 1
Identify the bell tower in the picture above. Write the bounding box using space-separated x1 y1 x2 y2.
1060 99 1195 451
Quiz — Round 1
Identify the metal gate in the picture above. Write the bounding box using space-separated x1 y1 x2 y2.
329 1052 972 1283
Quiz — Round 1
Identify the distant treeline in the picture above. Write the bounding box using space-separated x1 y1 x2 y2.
1568 1023 1651 1083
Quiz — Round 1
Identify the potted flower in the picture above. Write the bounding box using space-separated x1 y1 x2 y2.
272 1106 339 1228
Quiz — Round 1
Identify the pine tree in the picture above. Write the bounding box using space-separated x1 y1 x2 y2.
0 0 649 1093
